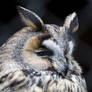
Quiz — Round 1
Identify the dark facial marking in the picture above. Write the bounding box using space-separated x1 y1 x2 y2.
35 48 54 57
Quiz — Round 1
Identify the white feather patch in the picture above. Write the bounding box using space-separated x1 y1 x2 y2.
68 41 74 54
42 39 60 54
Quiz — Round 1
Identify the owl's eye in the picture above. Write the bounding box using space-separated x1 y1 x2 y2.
35 47 53 57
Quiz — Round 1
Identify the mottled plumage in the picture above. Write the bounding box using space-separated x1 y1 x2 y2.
0 6 87 92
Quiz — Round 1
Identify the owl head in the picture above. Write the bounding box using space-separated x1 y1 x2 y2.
17 6 79 76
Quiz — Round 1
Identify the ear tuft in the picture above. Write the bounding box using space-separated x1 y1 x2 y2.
17 6 44 31
64 12 79 32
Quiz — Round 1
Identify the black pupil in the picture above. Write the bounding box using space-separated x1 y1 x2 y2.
35 49 53 56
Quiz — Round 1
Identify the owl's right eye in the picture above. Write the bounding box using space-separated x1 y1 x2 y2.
35 47 53 57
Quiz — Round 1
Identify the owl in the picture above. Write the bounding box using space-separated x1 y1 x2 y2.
0 6 87 92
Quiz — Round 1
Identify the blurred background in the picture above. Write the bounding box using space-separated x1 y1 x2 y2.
0 0 92 91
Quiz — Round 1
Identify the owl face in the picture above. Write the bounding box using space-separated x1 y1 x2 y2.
17 6 79 76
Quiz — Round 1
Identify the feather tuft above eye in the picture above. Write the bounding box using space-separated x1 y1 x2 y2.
17 6 45 31
63 12 79 32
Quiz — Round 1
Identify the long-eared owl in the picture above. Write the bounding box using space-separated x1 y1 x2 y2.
0 6 87 92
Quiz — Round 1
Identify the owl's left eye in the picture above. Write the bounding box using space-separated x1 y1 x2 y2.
35 48 53 57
